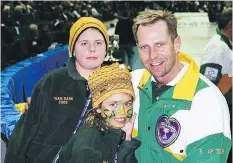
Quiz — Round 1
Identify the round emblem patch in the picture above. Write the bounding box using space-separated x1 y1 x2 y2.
156 115 181 148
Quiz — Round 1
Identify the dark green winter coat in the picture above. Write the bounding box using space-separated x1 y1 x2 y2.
57 124 141 163
5 57 90 163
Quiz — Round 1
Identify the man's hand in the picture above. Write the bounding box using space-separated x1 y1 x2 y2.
122 113 137 141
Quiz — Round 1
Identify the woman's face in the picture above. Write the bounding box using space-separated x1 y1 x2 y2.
74 28 106 70
100 93 133 129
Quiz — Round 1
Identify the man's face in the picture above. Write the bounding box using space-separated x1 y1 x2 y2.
100 93 133 129
74 28 106 70
137 20 180 81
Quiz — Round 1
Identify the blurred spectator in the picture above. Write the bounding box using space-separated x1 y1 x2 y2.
26 24 51 56
91 6 100 17
14 5 26 26
113 10 143 70
2 5 14 26
1 1 231 70
107 23 115 36
1 24 14 46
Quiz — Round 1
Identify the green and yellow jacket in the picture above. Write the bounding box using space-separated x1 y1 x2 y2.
131 53 231 163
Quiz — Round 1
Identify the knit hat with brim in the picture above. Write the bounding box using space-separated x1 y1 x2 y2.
88 63 135 109
69 17 109 55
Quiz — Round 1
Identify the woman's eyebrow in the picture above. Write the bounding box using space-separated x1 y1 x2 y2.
78 40 88 42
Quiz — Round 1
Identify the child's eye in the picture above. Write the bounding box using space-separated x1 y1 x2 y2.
110 103 117 108
125 102 132 107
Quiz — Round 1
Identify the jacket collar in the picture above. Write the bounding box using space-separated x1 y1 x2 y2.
103 126 125 145
67 57 85 80
82 123 125 146
81 123 125 158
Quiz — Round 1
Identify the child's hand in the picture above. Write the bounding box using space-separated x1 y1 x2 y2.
122 113 137 141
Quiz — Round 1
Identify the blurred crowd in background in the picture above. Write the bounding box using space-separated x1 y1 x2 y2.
1 1 232 70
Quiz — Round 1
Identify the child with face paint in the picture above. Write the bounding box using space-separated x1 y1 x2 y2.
56 63 141 163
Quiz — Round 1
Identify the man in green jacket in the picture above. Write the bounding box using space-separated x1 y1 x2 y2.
131 10 231 163
5 17 109 163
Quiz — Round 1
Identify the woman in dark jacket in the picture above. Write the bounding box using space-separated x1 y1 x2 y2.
56 63 140 163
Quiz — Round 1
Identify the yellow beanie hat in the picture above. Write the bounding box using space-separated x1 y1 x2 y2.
69 17 109 55
88 63 135 109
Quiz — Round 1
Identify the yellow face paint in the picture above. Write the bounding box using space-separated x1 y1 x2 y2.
100 93 133 129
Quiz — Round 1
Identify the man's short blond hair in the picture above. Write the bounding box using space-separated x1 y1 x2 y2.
132 10 178 42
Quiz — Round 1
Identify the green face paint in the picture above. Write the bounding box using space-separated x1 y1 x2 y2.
100 100 133 128
126 107 133 121
101 106 115 122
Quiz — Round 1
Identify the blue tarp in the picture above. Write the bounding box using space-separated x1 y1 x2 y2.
1 45 69 139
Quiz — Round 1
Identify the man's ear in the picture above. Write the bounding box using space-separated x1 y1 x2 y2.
174 36 181 54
